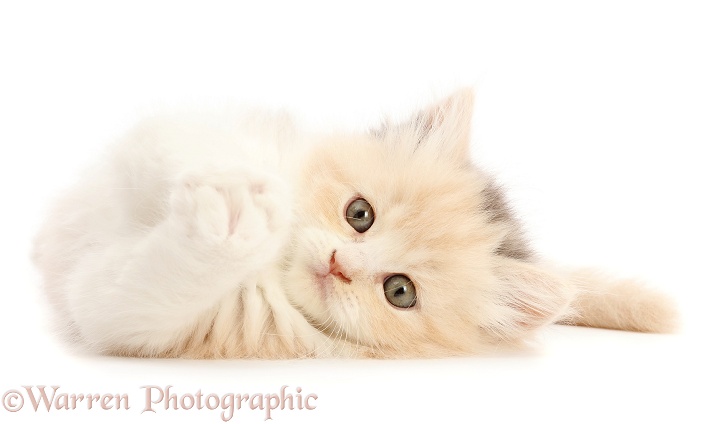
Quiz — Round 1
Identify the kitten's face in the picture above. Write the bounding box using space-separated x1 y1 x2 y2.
282 90 571 357
283 132 505 356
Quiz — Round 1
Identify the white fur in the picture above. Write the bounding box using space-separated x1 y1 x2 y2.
33 108 335 356
33 91 678 359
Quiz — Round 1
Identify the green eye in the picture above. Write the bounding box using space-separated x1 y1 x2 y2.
383 274 417 309
345 198 375 233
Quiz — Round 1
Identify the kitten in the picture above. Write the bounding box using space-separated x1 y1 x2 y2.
32 89 678 359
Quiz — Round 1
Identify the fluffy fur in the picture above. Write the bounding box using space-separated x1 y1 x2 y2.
32 89 678 359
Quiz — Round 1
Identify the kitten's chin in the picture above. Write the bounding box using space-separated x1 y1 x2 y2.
281 265 330 323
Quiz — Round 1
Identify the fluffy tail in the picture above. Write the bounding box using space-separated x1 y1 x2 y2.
557 269 679 333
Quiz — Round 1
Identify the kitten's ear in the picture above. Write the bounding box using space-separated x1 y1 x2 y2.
480 257 575 341
374 88 475 162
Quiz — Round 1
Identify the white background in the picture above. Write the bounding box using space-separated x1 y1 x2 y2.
1 1 723 423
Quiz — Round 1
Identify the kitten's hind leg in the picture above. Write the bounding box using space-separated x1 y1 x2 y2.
67 169 291 356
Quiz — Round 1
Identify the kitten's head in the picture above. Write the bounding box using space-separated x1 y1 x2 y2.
284 89 574 357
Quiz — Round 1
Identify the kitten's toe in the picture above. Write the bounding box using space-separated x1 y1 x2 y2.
169 169 290 263
170 176 232 244
246 173 291 233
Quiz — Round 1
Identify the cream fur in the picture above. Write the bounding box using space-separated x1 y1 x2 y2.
32 90 678 359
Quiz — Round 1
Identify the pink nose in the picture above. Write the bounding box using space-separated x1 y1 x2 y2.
329 250 352 283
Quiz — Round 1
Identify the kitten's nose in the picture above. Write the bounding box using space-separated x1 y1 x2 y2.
329 250 352 284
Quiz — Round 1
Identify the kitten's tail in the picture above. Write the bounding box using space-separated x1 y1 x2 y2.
557 269 679 333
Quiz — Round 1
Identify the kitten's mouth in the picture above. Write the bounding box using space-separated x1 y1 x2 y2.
314 273 332 295
305 266 368 347
312 271 353 297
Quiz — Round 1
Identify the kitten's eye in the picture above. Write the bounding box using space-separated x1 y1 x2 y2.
383 274 417 309
345 198 375 233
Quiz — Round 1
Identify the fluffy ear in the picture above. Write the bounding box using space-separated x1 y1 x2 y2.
374 88 475 163
480 257 575 341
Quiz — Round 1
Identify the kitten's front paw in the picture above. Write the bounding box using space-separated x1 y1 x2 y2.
170 169 290 261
